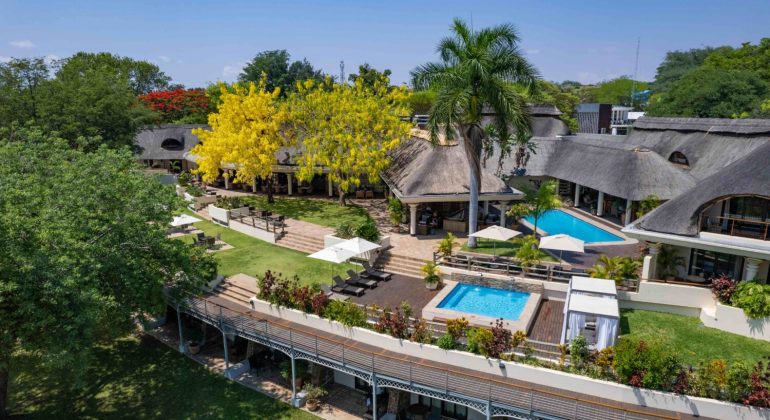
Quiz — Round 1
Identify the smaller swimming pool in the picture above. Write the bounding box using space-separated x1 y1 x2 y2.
437 284 530 321
524 209 623 243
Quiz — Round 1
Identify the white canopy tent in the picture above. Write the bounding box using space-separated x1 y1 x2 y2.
308 246 357 278
335 237 381 255
469 225 522 256
171 214 202 227
560 276 620 350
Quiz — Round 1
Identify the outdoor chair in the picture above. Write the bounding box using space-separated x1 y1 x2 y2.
197 232 206 241
365 190 374 199
320 284 349 301
361 261 392 281
332 275 365 296
347 269 378 289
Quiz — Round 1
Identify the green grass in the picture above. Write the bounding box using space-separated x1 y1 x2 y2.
620 309 770 366
238 196 370 229
182 217 355 285
8 334 317 420
460 237 557 261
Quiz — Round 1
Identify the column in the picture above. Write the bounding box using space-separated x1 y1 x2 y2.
287 173 293 195
222 330 230 371
252 178 257 193
597 192 605 216
743 258 762 281
574 184 581 207
625 199 633 226
327 176 333 197
644 244 659 280
176 306 186 353
290 351 297 405
224 177 231 190
499 202 509 227
371 374 378 420
409 203 419 236
483 200 489 216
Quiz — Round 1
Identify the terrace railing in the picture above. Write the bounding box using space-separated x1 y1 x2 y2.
175 293 675 420
230 213 286 236
699 214 770 241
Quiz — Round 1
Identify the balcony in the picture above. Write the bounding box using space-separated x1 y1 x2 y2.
700 215 770 242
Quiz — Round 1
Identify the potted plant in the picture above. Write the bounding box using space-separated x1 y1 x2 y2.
303 384 327 411
185 327 203 355
437 232 457 258
506 203 531 230
514 235 540 273
421 261 441 290
655 244 683 281
387 196 405 231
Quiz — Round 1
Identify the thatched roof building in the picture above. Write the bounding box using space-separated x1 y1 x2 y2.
382 137 521 203
135 124 206 161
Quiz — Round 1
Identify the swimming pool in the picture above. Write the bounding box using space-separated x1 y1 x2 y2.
437 283 530 321
524 209 623 243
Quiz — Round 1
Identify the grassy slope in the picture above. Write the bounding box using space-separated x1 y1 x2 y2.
460 237 557 261
620 309 770 366
182 218 355 286
238 196 370 229
9 335 316 420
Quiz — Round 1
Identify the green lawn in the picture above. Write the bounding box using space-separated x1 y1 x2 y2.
182 217 355 285
8 335 316 420
238 196 370 229
460 237 558 261
620 309 770 366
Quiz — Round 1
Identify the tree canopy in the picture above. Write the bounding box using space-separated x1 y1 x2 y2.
191 81 289 202
287 78 412 205
57 52 171 95
239 50 324 95
139 88 210 124
583 76 648 107
651 47 724 93
348 63 392 88
0 128 216 414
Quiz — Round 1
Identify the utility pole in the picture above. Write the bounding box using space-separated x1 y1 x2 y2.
631 37 640 108
340 60 345 85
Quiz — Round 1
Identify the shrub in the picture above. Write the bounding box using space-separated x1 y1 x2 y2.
310 291 329 316
745 358 770 407
303 384 328 401
186 183 205 197
177 171 192 186
355 218 380 242
511 330 527 349
614 338 681 391
257 270 277 300
726 361 752 403
335 222 355 239
710 274 737 304
588 255 641 283
387 196 405 226
436 333 457 350
437 232 457 257
514 235 540 268
410 318 433 344
323 300 367 327
421 261 441 285
732 280 770 319
374 306 409 339
445 318 469 340
466 327 494 357
488 318 512 358
291 285 313 312
693 359 728 400
569 335 590 369
636 194 661 218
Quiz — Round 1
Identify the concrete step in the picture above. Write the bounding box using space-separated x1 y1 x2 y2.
214 282 254 302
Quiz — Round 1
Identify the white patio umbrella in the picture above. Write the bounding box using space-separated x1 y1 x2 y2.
307 246 357 278
171 214 202 227
335 237 381 256
469 225 522 256
539 234 585 261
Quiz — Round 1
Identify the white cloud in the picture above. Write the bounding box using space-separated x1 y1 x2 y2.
525 49 540 55
0 56 11 63
222 65 240 78
44 54 60 64
158 55 171 62
9 40 35 48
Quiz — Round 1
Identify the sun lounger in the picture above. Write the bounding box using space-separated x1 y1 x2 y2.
361 261 392 281
347 269 378 289
332 276 365 296
320 284 349 301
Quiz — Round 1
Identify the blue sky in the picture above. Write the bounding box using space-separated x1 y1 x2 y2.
2 0 769 88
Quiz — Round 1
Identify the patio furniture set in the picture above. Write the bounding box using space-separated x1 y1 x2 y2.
231 208 287 234
321 262 392 299
192 232 217 249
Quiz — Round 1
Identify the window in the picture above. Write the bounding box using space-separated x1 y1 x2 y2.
668 151 689 167
689 249 740 280
161 138 184 150
728 196 770 221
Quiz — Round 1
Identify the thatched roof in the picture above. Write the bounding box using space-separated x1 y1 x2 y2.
542 137 696 201
624 117 770 180
382 137 519 202
631 141 770 236
135 124 207 160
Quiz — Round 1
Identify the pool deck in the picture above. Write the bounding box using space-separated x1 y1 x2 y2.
421 280 541 333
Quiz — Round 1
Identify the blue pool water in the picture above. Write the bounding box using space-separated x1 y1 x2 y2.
438 284 530 321
524 209 623 243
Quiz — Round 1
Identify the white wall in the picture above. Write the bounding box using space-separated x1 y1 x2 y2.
229 219 278 244
618 281 716 318
248 297 767 420
701 303 770 341
208 204 230 225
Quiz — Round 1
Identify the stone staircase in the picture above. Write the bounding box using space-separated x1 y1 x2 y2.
212 274 257 306
275 231 325 254
374 250 428 279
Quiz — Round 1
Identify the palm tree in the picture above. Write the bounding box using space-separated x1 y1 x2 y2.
412 18 539 247
517 180 562 237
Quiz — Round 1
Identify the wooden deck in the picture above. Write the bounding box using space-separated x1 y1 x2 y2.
351 273 440 314
528 299 565 344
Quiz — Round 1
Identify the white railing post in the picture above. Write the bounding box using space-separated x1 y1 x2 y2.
176 305 186 353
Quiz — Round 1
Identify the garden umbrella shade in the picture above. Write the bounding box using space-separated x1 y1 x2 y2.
335 237 381 255
307 246 357 279
539 234 585 261
171 214 202 227
469 225 522 256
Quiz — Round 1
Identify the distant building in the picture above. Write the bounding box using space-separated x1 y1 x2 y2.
577 103 645 135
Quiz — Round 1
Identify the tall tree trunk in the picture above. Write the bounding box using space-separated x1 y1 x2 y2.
266 176 274 204
338 184 346 206
464 124 484 248
0 368 8 419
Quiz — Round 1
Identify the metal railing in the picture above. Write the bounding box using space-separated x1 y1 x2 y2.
175 293 675 420
231 213 286 235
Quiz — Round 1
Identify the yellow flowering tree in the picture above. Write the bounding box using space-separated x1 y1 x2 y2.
288 78 411 205
191 80 289 203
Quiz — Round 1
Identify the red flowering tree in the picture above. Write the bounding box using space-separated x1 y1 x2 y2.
138 88 210 123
